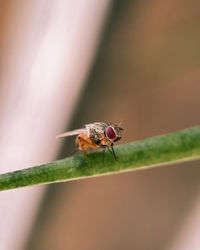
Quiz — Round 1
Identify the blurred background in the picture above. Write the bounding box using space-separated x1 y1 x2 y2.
0 0 200 249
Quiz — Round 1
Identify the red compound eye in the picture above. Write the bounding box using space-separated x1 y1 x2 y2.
106 126 116 140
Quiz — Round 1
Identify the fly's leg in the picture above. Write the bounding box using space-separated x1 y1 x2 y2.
107 147 112 155
101 145 117 161
102 149 105 163
82 148 88 158
110 144 117 160
101 145 107 163
76 135 98 158
70 140 80 156
76 138 88 158
70 149 78 156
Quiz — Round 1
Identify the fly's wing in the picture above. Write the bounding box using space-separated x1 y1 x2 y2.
56 128 87 138
86 122 107 135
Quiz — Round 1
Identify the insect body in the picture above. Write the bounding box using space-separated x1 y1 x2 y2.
56 122 123 160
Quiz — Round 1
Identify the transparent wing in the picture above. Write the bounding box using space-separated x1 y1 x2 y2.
56 128 87 138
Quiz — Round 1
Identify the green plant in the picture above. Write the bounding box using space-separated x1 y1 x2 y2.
0 126 200 191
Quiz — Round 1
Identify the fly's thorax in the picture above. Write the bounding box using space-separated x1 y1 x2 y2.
89 129 105 146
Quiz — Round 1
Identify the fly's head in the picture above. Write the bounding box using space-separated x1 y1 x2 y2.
105 124 123 144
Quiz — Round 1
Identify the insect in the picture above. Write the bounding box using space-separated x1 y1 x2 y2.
56 122 123 161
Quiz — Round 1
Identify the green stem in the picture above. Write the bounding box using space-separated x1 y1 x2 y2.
0 126 200 191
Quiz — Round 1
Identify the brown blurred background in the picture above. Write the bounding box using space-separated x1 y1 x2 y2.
1 0 200 250
27 1 200 250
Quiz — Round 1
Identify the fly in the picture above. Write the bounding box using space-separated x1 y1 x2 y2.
56 122 123 161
